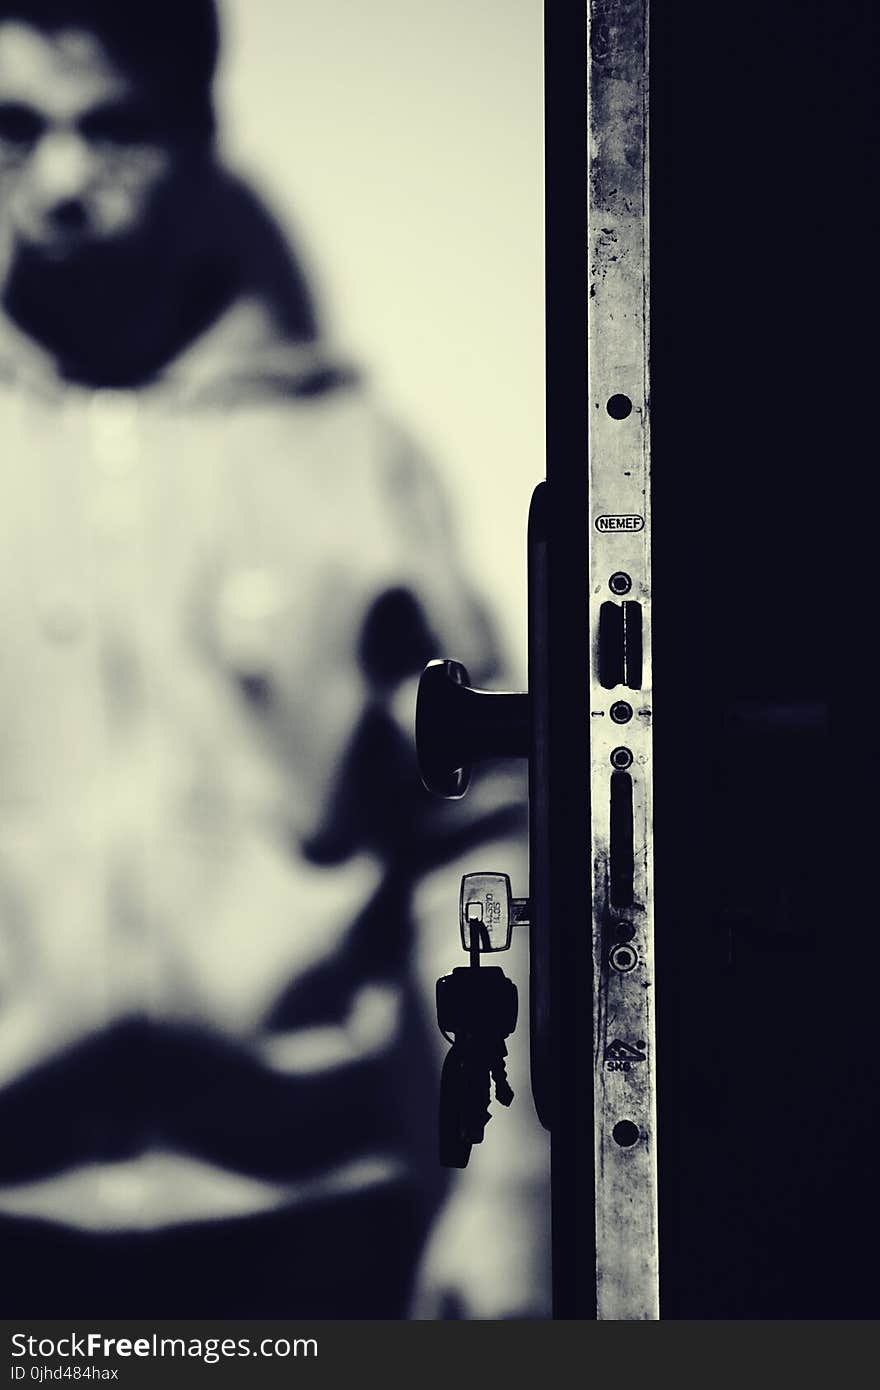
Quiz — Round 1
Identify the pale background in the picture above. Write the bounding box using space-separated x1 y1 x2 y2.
216 0 545 682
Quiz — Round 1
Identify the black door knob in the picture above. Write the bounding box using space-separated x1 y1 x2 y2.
415 658 530 798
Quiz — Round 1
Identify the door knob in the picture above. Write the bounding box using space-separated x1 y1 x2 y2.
415 658 530 798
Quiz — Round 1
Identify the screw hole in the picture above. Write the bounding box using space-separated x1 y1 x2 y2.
610 701 633 724
610 944 637 972
607 394 633 420
608 571 632 596
610 746 633 769
612 1120 640 1148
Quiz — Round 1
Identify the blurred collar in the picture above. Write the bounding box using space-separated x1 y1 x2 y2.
0 174 358 408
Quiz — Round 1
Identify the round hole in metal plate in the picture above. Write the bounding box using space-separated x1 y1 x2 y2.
606 394 633 420
610 943 638 973
612 1120 640 1148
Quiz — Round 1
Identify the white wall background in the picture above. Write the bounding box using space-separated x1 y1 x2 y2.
215 0 544 681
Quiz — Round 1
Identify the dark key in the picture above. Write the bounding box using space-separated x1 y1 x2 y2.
436 962 518 1167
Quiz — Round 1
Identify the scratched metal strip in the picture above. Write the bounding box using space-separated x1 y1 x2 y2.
588 0 658 1319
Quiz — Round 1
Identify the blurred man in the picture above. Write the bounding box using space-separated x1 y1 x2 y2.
0 0 548 1316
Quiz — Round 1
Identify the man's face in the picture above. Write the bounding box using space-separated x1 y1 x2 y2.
0 21 179 263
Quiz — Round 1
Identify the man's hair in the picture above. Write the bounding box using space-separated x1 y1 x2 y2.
0 0 221 136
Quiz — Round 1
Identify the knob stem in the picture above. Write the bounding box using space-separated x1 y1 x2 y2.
416 658 530 799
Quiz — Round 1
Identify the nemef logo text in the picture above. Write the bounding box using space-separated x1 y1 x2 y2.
594 514 645 533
